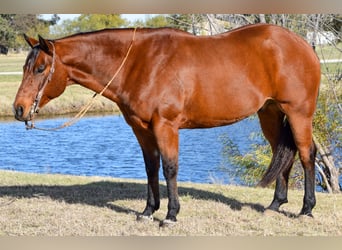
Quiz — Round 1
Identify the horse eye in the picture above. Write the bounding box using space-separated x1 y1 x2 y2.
36 64 45 74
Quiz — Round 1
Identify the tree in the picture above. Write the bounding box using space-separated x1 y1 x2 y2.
220 130 305 189
144 15 170 28
0 14 57 49
167 14 206 35
0 15 15 47
313 76 341 192
52 14 128 37
309 14 342 193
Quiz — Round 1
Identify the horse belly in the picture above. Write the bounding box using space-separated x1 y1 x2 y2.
182 84 265 128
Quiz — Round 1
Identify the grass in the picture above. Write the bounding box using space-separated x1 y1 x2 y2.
0 170 341 236
0 54 25 72
316 43 342 60
0 75 22 83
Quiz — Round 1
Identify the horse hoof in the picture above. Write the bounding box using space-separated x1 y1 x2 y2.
159 219 177 228
136 214 154 222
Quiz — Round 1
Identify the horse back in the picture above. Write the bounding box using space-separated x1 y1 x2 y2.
120 24 321 129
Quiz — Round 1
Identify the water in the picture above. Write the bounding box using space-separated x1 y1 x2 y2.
0 115 261 184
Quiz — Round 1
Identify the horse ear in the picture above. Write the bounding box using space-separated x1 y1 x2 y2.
23 34 38 49
38 35 53 55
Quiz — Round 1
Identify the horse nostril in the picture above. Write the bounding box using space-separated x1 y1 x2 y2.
15 105 24 118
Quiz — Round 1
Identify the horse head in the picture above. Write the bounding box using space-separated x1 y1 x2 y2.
13 34 68 122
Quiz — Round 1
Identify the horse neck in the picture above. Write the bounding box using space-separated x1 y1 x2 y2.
57 29 136 102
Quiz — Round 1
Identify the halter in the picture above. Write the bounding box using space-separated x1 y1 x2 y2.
26 27 137 131
29 41 56 119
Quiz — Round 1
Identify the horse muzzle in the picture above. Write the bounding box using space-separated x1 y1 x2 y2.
13 101 38 122
13 105 25 121
13 105 30 122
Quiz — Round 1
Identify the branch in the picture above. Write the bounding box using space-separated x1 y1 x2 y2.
315 161 332 193
313 136 336 170
313 135 341 193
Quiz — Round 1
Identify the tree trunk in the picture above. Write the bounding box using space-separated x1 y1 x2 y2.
206 14 226 35
315 162 332 193
313 136 341 193
259 14 266 24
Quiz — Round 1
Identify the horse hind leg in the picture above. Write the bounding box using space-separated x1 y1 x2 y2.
285 113 317 216
257 101 297 211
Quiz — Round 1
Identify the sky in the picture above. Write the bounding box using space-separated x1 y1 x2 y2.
41 14 150 23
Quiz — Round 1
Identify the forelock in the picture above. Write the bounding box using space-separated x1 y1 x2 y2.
25 46 40 71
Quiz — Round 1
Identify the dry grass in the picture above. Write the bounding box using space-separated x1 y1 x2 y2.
0 170 341 236
0 53 26 72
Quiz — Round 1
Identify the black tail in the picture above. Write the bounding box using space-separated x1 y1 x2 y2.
258 119 297 187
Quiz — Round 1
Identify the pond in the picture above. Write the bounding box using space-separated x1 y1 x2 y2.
0 115 261 184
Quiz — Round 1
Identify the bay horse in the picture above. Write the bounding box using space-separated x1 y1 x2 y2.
13 24 320 226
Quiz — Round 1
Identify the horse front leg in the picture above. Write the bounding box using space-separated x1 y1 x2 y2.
153 118 180 226
133 128 161 221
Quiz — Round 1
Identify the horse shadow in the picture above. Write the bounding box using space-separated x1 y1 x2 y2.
0 179 295 218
